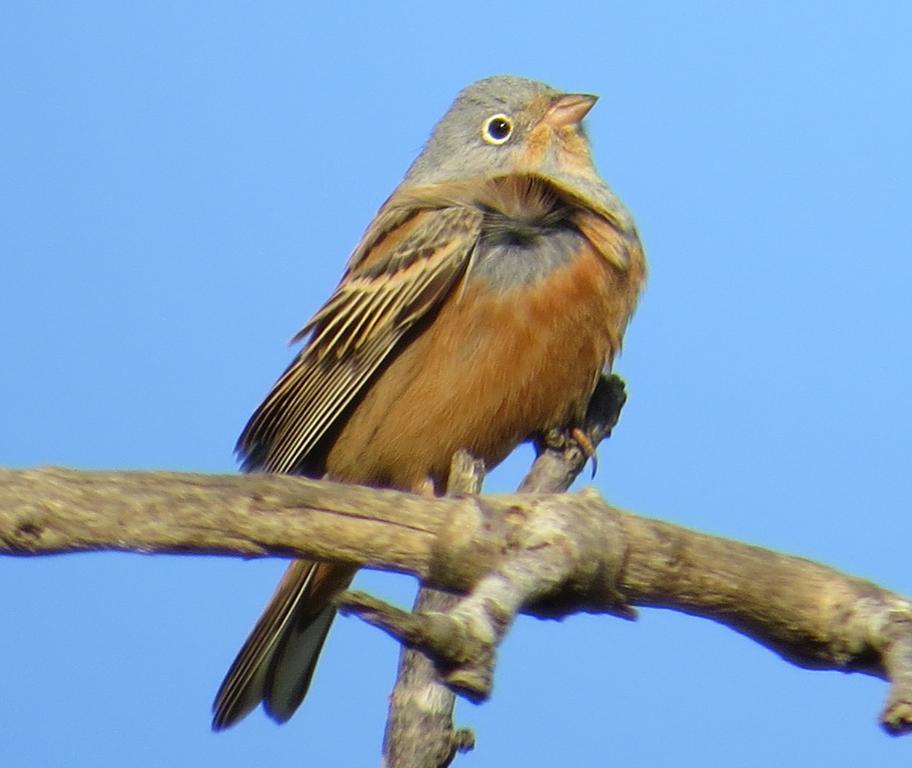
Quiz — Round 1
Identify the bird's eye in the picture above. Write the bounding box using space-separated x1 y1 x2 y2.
482 114 513 145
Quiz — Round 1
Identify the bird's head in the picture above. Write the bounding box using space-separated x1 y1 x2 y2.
404 75 599 191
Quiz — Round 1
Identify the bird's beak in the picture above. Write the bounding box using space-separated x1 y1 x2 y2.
544 93 598 128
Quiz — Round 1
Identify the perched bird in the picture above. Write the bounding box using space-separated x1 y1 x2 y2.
212 75 646 730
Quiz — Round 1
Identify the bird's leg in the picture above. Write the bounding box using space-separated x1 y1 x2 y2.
534 426 599 478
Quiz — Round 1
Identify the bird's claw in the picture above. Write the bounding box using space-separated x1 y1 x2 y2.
570 426 599 477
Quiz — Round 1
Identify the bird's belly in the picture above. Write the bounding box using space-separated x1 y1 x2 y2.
323 244 619 491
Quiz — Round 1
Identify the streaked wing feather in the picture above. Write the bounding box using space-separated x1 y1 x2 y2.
237 204 482 473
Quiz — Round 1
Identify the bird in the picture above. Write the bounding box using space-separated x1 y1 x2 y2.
212 74 646 730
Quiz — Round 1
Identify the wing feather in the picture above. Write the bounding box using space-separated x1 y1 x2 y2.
237 203 482 474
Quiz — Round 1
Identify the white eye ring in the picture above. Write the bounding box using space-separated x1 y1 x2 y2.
482 113 513 145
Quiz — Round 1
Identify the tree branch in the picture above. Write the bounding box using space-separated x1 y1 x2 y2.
1 382 909 743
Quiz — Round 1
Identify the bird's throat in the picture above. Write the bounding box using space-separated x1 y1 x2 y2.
472 175 582 289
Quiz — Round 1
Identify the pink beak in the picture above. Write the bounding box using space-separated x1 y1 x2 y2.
544 93 598 128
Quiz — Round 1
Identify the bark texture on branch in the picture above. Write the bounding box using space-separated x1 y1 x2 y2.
2 465 911 734
1 377 910 743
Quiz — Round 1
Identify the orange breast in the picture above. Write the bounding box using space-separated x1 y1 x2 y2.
323 236 637 491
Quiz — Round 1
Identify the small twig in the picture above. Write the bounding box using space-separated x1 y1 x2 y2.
340 591 490 691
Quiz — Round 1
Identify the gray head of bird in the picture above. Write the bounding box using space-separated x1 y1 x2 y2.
402 75 601 192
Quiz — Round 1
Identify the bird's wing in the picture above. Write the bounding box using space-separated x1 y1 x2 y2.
237 202 483 473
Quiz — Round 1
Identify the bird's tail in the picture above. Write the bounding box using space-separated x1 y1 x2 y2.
212 560 357 730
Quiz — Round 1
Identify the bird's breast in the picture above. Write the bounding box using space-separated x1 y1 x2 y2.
322 229 628 491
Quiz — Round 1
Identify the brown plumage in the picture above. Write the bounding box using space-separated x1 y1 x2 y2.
212 76 646 730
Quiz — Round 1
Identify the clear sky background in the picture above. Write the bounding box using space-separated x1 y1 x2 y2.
3 2 911 766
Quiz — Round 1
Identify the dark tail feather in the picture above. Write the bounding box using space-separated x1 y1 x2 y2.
212 560 357 730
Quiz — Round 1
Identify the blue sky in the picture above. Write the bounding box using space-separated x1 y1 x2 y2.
2 2 911 766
